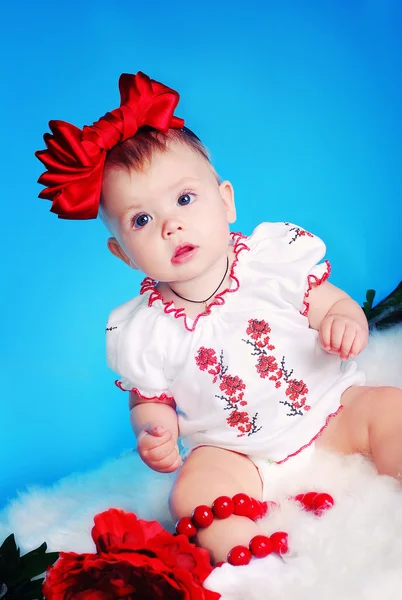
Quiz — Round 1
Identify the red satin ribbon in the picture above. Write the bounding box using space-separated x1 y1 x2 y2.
35 72 185 220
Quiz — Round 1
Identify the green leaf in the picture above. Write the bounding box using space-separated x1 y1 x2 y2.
8 577 45 600
362 289 376 318
368 281 402 329
0 534 58 595
0 535 21 585
19 544 58 580
0 534 20 564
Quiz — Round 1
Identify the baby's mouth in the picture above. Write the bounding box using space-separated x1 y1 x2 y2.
173 244 196 258
171 244 198 264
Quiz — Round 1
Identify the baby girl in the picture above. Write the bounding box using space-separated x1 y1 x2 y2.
36 71 402 565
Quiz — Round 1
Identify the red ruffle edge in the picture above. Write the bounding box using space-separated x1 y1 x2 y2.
139 232 250 332
276 404 343 464
300 260 332 317
115 380 176 406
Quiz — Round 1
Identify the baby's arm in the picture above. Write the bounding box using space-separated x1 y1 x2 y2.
307 281 369 360
130 394 182 473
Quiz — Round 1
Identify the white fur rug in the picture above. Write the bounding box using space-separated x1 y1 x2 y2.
1 326 402 599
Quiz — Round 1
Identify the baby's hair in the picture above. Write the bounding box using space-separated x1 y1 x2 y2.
104 126 214 174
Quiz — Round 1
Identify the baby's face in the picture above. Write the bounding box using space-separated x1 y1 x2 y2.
101 140 236 284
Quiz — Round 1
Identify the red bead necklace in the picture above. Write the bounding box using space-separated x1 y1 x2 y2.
175 490 334 566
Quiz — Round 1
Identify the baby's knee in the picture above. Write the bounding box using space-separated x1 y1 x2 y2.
169 468 198 519
169 461 236 519
368 385 402 414
169 446 263 520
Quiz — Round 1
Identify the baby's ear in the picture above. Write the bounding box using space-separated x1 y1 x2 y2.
107 237 138 269
219 180 236 224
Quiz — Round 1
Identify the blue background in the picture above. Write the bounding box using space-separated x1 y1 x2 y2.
1 0 401 509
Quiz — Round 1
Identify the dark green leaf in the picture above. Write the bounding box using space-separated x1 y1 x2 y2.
8 577 45 600
362 289 376 318
368 281 402 328
0 534 20 563
0 534 58 595
0 535 21 585
370 308 402 329
20 544 58 579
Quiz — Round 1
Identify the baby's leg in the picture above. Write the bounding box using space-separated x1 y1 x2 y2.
317 385 402 479
169 446 263 563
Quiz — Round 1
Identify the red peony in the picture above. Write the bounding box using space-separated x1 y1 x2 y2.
43 508 220 600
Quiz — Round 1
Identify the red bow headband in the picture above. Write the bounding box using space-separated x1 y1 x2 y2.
35 72 185 220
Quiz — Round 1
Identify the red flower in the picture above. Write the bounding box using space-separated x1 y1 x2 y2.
226 410 250 427
285 379 309 401
195 347 218 371
43 508 219 600
219 375 246 397
246 319 271 340
256 355 279 378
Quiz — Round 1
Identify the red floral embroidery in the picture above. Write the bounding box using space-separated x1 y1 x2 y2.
195 346 221 383
246 319 271 340
220 375 246 397
195 347 261 437
284 222 314 244
256 355 280 378
243 318 311 416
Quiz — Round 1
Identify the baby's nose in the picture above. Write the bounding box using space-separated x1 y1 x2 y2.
162 219 183 237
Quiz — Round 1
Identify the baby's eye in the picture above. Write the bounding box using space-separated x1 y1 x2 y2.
177 193 195 206
132 213 152 229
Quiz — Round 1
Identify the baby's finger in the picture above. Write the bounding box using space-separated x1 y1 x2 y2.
339 326 357 360
151 446 182 471
144 424 168 437
146 436 177 462
159 454 183 473
138 428 172 452
348 332 366 359
329 319 346 353
319 317 333 350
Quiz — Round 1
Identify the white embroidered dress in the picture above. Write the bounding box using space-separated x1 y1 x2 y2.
106 222 365 463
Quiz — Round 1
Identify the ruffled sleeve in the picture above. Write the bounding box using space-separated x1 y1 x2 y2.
106 294 175 405
247 222 331 316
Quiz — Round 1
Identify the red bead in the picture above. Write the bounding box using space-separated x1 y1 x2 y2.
298 491 319 510
232 493 252 517
270 531 289 554
212 496 234 519
312 493 335 514
191 505 214 528
175 517 197 537
249 535 273 558
248 498 258 520
247 498 264 520
227 545 252 566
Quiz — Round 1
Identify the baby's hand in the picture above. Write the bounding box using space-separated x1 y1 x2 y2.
137 424 183 473
319 314 368 360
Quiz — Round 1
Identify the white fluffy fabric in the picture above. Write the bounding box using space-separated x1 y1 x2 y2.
1 326 402 599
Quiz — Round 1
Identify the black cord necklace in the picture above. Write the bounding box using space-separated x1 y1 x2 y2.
168 256 230 310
